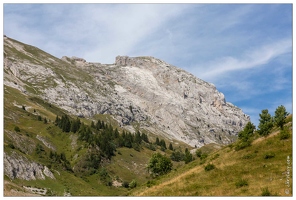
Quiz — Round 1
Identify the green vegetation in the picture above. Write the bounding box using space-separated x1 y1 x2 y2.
4 84 193 196
204 163 215 171
274 105 289 130
235 178 249 188
258 109 273 136
279 127 290 140
131 107 292 196
147 153 173 176
235 121 255 150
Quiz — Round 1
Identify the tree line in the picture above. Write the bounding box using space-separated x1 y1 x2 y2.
235 105 290 150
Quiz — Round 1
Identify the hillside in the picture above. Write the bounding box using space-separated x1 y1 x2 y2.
131 115 293 196
3 36 290 197
4 84 191 196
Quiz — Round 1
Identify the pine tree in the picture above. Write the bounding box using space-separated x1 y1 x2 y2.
91 121 95 128
155 137 160 145
160 139 167 149
184 148 193 164
135 131 142 144
274 105 289 130
258 109 273 136
238 122 255 141
169 143 173 151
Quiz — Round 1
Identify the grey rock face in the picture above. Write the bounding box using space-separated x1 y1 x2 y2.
4 152 55 180
3 37 250 147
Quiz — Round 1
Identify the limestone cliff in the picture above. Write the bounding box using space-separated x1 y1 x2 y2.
3 36 249 148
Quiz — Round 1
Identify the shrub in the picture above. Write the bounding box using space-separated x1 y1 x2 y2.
129 179 137 189
196 149 202 158
147 153 173 176
132 143 141 152
99 168 112 186
242 153 256 159
200 153 208 160
211 153 219 161
234 140 251 151
261 187 271 196
264 152 275 159
146 180 156 188
14 126 20 132
122 181 129 188
8 143 15 149
170 150 184 162
279 127 290 140
204 163 215 171
235 178 248 188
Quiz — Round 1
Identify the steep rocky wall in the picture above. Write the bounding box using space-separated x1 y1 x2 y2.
4 152 55 180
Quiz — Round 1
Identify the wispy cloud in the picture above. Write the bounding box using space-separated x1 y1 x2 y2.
4 4 190 63
197 39 291 81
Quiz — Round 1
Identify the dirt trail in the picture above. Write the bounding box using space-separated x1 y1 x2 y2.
3 180 40 197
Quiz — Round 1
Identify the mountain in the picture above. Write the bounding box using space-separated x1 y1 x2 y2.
3 36 252 196
4 36 249 148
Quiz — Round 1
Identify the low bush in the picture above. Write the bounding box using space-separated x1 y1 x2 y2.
235 178 248 188
14 126 20 132
261 187 271 196
279 127 290 140
264 152 275 159
204 163 215 171
129 179 137 189
234 140 251 151
242 153 256 159
146 180 156 188
122 181 129 188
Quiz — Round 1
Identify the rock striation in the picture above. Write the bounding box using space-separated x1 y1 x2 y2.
3 36 250 148
4 152 55 180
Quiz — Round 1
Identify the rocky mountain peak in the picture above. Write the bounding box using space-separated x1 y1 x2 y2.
4 37 250 148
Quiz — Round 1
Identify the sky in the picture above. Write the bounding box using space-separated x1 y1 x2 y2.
2 3 293 127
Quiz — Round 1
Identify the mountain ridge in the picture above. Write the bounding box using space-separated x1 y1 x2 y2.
4 36 249 147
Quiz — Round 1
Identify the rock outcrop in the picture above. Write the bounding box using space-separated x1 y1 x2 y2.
4 152 55 180
3 36 250 147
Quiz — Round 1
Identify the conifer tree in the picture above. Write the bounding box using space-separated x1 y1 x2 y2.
274 105 289 130
258 109 273 136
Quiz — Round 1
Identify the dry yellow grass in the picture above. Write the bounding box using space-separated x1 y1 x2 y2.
133 124 292 196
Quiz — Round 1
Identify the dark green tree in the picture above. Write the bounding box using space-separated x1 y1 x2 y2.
91 121 95 128
257 109 273 136
71 118 81 133
184 148 193 164
170 150 184 162
160 139 167 149
155 137 160 145
274 105 289 130
147 153 172 176
141 132 149 143
135 131 142 144
238 121 256 142
169 143 173 151
14 126 20 132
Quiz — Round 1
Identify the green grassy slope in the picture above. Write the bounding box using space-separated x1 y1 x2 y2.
132 116 292 196
3 85 190 196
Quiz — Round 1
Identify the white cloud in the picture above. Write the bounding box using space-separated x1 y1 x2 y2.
4 4 191 62
197 39 292 81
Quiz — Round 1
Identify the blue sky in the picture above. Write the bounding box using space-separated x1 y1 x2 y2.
3 3 293 127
